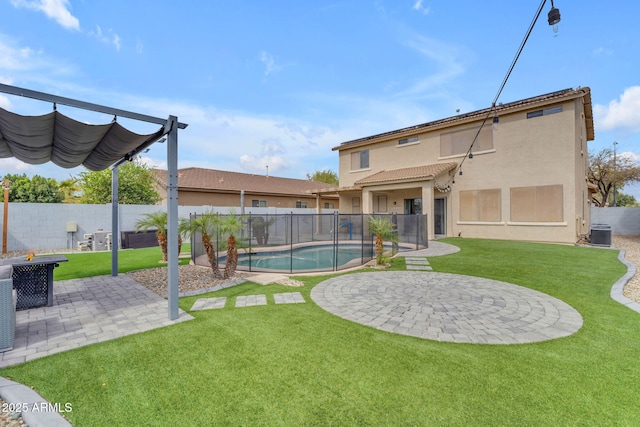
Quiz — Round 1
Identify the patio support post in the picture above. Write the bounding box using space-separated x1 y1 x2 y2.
111 166 119 276
167 116 179 320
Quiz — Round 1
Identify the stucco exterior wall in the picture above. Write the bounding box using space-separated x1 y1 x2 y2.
335 93 591 244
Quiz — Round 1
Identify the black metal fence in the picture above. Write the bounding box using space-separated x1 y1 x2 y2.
190 213 428 274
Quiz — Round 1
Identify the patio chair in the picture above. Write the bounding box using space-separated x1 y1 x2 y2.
0 264 16 352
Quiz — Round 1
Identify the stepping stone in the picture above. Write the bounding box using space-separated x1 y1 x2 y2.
407 265 433 271
191 297 227 311
406 258 430 265
274 292 306 304
236 294 267 308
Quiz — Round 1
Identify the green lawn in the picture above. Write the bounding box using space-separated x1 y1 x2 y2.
51 245 191 281
3 238 639 426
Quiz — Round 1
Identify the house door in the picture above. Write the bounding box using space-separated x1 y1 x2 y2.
434 198 446 236
404 198 422 215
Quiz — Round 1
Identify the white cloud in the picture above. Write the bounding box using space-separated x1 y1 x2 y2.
259 51 282 77
594 86 640 132
396 33 468 98
0 158 34 173
89 25 122 51
593 47 613 56
10 0 80 31
620 151 640 162
0 95 11 109
413 0 431 15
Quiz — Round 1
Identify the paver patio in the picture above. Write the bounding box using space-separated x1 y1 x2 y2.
0 275 193 368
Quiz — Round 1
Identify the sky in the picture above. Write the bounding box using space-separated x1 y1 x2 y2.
1 0 640 198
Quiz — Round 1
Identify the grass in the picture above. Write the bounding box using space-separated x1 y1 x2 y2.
51 245 191 281
2 238 639 426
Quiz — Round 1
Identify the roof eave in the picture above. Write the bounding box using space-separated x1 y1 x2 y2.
333 87 592 151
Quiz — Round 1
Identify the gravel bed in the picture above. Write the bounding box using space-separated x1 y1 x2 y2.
611 235 640 303
127 264 304 296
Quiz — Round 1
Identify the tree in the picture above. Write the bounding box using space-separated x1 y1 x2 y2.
135 211 183 262
75 160 161 205
614 193 638 207
588 148 640 207
307 169 338 186
1 173 64 203
59 177 82 203
368 216 398 266
181 211 222 278
219 210 246 279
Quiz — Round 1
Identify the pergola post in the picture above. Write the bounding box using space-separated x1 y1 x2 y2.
111 166 119 276
167 116 179 320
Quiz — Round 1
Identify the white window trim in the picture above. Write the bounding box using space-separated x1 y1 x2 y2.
397 141 420 148
507 222 568 227
457 221 506 226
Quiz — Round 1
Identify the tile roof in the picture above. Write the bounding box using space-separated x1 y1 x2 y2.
334 87 593 151
154 167 336 197
354 162 458 186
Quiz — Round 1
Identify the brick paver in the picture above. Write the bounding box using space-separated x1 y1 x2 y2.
310 271 583 344
0 275 193 368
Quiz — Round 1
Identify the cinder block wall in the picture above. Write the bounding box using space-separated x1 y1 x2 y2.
590 207 640 236
0 203 327 252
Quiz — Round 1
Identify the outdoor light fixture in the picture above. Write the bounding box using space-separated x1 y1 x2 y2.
492 115 500 130
548 0 561 32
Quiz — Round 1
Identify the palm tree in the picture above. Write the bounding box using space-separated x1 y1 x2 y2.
135 211 171 262
181 211 222 278
219 209 246 279
368 216 398 266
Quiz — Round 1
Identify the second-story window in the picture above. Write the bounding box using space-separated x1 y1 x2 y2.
351 149 369 170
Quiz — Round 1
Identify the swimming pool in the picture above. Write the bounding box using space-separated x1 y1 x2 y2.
235 244 374 272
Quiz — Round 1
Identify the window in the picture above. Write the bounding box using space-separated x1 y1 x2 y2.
350 149 369 170
324 202 335 209
251 199 267 207
373 195 387 213
296 201 308 208
352 197 361 213
459 189 501 222
440 126 492 157
526 105 563 119
398 136 419 145
510 185 563 222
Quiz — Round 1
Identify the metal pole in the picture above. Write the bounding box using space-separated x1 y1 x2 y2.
111 167 119 276
290 212 293 274
2 179 9 254
613 144 617 206
167 116 179 321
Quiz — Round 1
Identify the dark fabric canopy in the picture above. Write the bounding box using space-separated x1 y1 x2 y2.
0 107 164 171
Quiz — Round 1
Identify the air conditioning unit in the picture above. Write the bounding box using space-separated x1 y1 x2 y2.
590 224 611 247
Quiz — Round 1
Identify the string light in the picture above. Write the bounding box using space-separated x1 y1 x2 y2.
442 0 561 188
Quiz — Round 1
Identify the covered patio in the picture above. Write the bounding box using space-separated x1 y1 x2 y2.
0 83 187 320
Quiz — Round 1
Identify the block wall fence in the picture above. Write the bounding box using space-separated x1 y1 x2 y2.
0 203 331 252
590 207 640 237
0 204 637 252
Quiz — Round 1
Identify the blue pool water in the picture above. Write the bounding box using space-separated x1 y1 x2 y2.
236 245 371 271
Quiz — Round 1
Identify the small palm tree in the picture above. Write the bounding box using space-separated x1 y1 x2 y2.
181 211 222 278
220 209 246 279
368 216 398 266
135 211 174 262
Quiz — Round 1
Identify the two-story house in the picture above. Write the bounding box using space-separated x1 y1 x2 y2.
328 87 594 244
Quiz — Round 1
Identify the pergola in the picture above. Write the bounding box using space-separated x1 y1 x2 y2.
0 83 188 320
